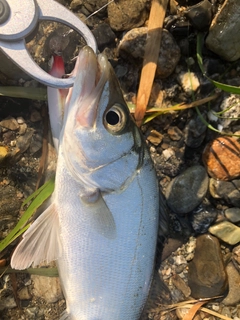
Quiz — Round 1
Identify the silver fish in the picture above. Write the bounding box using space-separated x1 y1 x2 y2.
11 46 159 320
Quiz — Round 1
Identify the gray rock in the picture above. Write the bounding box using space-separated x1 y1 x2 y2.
0 296 17 311
209 221 240 245
217 94 240 130
209 178 240 207
118 28 180 78
16 129 34 154
188 234 228 298
92 23 116 50
222 262 240 305
225 207 240 223
206 0 240 61
165 166 209 215
108 0 149 31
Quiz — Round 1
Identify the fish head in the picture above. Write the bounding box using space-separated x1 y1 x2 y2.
61 46 144 191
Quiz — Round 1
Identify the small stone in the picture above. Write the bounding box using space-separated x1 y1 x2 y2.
0 145 8 164
209 221 240 245
19 123 27 135
92 23 116 50
30 109 42 122
165 166 209 215
209 178 240 207
0 116 19 131
188 234 228 298
206 0 240 61
167 126 183 141
118 28 180 78
184 0 213 31
18 286 31 300
189 202 218 234
17 116 25 124
203 136 240 181
178 72 200 95
233 245 240 265
147 129 163 146
223 263 240 305
16 129 34 153
0 296 17 310
108 0 148 31
162 148 175 161
32 275 63 303
225 207 240 223
172 273 191 298
184 114 207 148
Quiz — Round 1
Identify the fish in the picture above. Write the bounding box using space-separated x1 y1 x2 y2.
11 46 159 320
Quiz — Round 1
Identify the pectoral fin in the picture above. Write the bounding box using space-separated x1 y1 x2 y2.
11 202 61 270
80 190 116 239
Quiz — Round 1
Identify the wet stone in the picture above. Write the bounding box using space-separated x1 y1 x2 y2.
224 207 240 223
165 166 209 215
222 262 240 306
118 28 180 78
209 178 240 207
188 234 228 298
0 116 19 131
189 201 218 234
203 136 240 181
209 221 240 245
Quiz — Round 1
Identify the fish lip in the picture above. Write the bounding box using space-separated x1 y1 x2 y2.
66 46 109 128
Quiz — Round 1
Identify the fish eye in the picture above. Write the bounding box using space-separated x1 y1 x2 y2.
104 104 127 134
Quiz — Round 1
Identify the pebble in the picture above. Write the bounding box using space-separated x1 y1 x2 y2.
32 275 63 303
203 136 240 181
0 145 8 164
118 28 180 78
0 296 17 310
30 109 42 122
19 122 28 135
206 0 240 61
225 207 240 223
177 72 200 95
184 0 213 31
18 286 32 300
92 23 116 50
165 166 209 215
189 201 218 234
16 129 34 153
171 273 191 298
147 129 163 146
209 221 240 245
108 0 148 31
233 245 240 266
167 126 183 141
222 262 240 306
188 234 228 298
218 95 240 130
0 116 19 131
209 178 240 207
184 113 207 148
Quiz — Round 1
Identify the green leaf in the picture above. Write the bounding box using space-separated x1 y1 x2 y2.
0 266 58 277
0 177 55 253
0 86 47 100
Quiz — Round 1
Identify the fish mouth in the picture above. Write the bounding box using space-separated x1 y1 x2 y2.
66 46 108 128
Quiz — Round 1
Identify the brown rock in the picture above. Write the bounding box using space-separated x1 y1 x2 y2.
188 234 228 298
222 262 240 305
202 136 240 181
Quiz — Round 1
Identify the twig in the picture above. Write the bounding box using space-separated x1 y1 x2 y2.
135 0 169 126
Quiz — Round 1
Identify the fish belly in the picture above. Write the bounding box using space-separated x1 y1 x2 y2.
55 157 159 320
